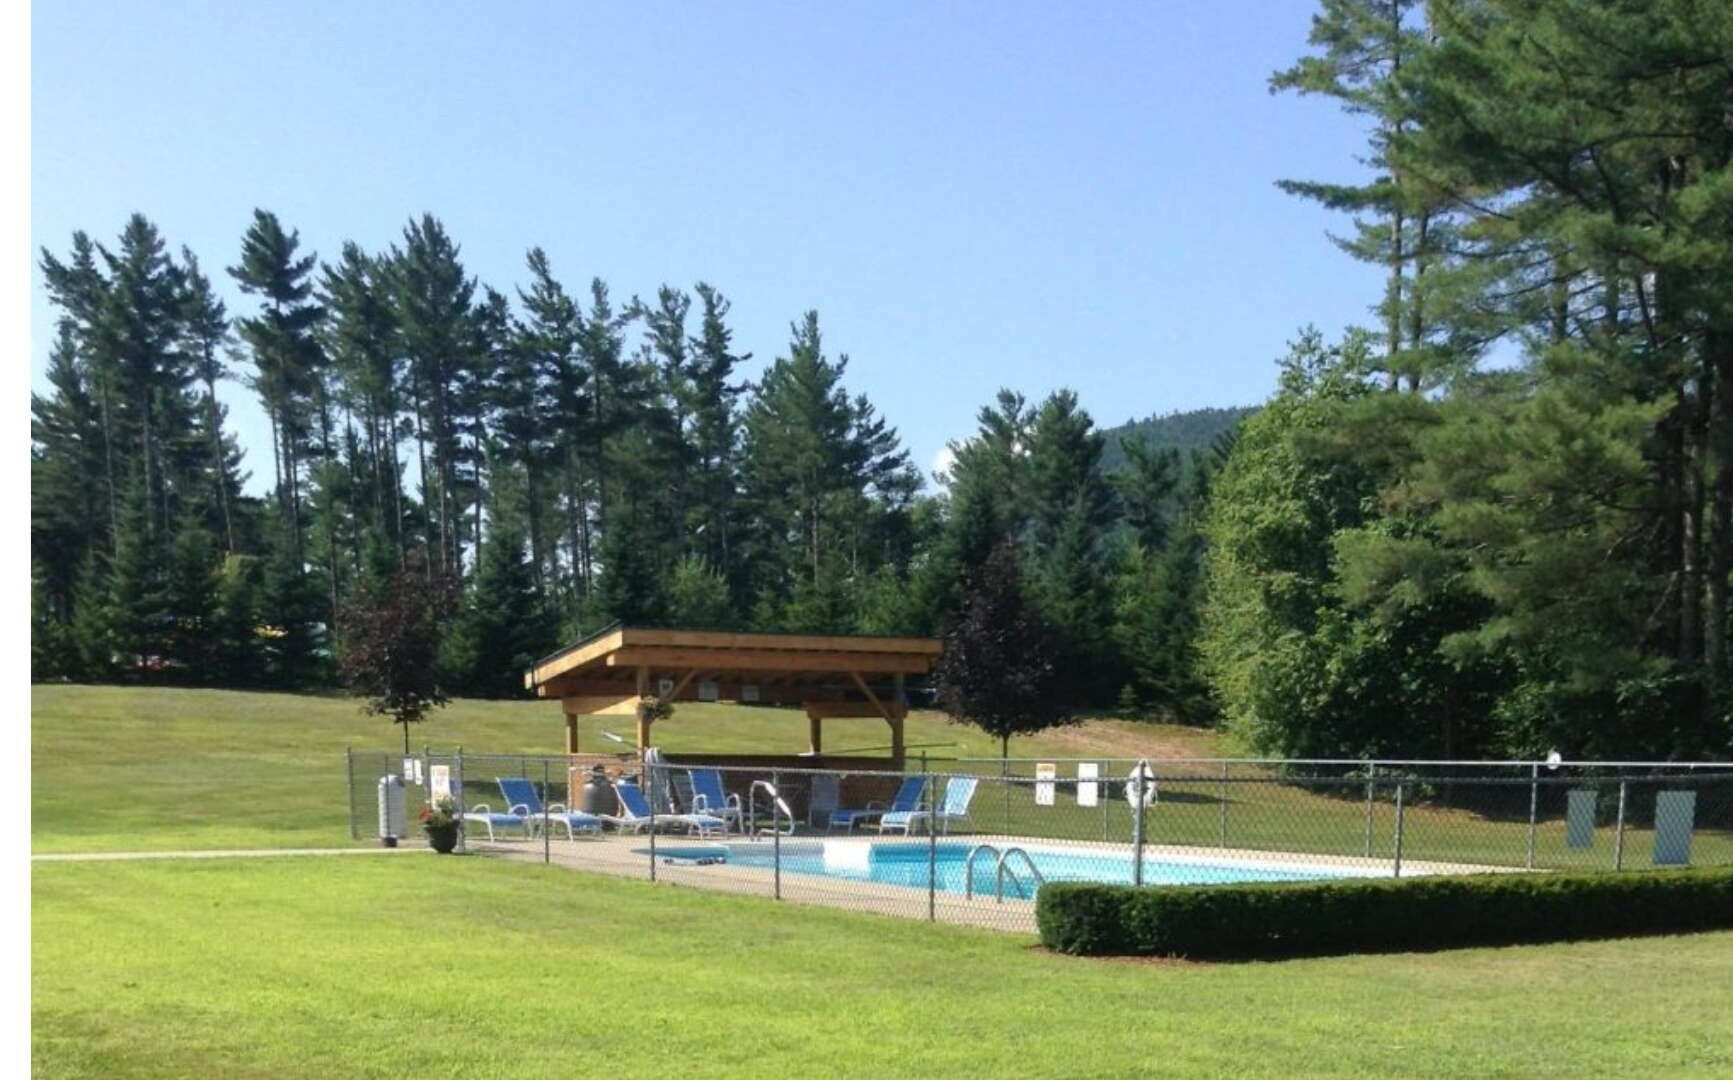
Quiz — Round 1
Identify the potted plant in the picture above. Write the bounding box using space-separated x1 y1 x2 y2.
420 796 461 854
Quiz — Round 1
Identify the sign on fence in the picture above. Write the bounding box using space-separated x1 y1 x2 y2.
1566 788 1598 848
1035 763 1056 806
1653 791 1697 866
1077 763 1099 807
429 764 451 801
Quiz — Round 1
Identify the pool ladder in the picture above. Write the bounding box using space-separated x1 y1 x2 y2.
964 843 1046 903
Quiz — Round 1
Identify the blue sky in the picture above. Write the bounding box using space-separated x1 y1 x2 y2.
32 0 1381 493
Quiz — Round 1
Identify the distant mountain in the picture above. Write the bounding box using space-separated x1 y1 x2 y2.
1099 405 1257 472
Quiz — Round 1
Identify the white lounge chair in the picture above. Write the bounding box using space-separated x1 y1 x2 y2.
878 777 978 835
600 781 727 837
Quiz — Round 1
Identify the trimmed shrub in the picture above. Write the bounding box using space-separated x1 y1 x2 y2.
1036 868 1733 958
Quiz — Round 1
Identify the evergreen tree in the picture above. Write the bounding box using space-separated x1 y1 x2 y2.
665 554 731 629
440 521 558 697
230 210 323 564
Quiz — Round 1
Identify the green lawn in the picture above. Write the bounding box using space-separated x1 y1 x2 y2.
32 855 1733 1079
32 684 1210 853
33 684 1732 872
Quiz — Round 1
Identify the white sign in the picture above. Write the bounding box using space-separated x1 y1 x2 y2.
429 765 451 801
657 677 676 698
1125 760 1158 810
403 757 424 785
1034 763 1056 806
1077 763 1099 807
741 683 760 703
698 679 720 702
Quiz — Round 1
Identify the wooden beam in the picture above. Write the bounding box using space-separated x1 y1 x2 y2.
848 671 890 720
524 627 627 690
660 668 699 705
606 646 932 675
558 694 641 716
621 627 941 656
808 711 823 755
803 700 897 719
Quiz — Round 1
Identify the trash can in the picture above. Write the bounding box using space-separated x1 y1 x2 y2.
378 774 406 848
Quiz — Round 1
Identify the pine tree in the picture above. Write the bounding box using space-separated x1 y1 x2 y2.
665 554 731 629
440 521 558 697
230 210 324 565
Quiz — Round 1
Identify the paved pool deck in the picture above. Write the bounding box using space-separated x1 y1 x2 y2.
467 831 1517 934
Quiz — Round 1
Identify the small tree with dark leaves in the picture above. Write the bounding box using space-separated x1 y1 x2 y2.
339 570 449 753
934 541 1076 760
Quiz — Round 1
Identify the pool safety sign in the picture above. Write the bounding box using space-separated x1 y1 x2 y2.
1034 763 1056 806
429 765 451 801
1126 760 1158 810
1076 762 1100 807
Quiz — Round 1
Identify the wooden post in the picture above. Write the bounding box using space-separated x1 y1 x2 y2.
891 673 907 768
562 704 580 755
807 708 823 755
635 665 652 753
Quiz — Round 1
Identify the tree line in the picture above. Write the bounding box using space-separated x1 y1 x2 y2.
31 211 1215 712
35 0 1729 763
1201 0 1733 761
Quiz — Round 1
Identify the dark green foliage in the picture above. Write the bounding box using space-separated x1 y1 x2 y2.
934 542 1077 757
1098 407 1256 474
440 522 559 697
1036 868 1733 959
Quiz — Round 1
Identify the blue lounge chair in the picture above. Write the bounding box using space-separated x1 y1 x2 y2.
878 777 978 835
496 776 604 841
602 781 727 837
828 776 926 833
686 769 745 833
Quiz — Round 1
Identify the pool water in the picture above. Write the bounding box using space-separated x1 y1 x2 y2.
639 841 1358 898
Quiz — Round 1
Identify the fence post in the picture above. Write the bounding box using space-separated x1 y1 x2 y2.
1132 788 1146 888
1526 763 1539 869
648 759 658 882
345 747 358 840
1613 780 1628 871
542 759 551 865
1363 762 1376 859
1218 762 1229 848
455 747 466 854
925 758 936 922
1392 782 1406 879
772 769 782 901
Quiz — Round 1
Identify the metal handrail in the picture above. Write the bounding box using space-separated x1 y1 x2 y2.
995 846 1046 903
748 780 793 836
963 843 1000 900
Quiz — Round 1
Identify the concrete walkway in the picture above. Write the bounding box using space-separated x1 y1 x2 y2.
32 846 425 862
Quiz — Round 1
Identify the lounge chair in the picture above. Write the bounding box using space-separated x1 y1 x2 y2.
807 773 840 830
686 769 746 834
600 781 727 837
827 776 927 833
878 777 978 835
496 777 604 841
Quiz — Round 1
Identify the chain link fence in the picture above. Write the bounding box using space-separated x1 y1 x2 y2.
345 749 1733 934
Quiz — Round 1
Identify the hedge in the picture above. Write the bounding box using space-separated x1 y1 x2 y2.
1036 867 1733 958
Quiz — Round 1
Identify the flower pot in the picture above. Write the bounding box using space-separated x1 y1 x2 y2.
425 823 459 854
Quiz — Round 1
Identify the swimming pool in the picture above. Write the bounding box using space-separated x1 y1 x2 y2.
636 840 1366 899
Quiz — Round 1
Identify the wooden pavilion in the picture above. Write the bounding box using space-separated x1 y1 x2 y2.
524 625 943 766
